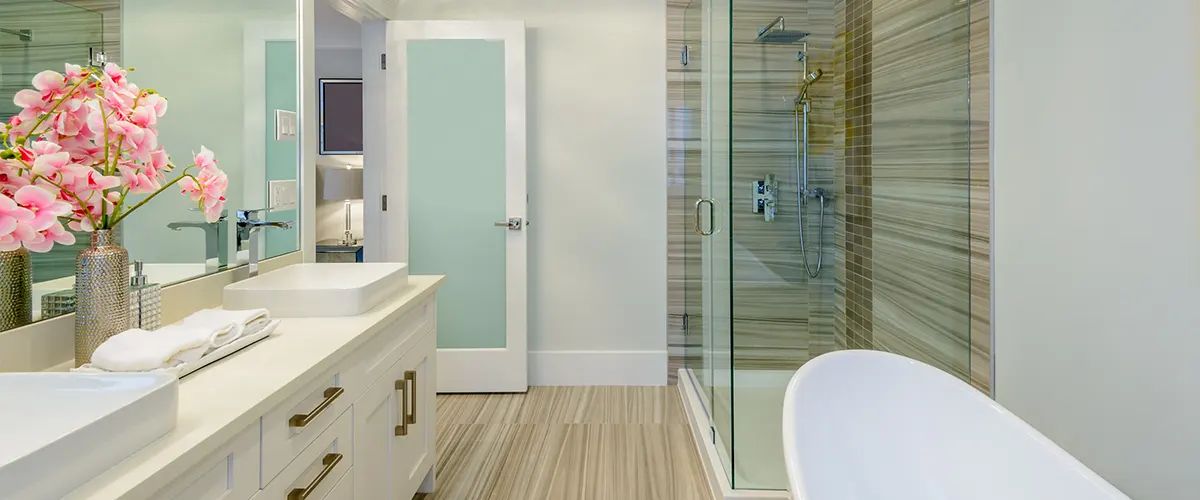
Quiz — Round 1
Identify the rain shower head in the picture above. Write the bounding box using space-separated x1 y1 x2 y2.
754 17 809 44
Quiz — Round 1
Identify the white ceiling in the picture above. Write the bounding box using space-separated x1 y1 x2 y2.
315 0 363 50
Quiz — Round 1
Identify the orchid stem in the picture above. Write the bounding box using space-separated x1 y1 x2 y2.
108 167 196 227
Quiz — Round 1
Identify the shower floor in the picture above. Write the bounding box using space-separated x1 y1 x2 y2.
689 368 798 493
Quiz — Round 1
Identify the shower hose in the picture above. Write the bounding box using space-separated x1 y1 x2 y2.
795 100 826 279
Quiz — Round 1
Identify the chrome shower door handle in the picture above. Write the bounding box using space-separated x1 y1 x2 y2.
494 217 523 230
694 198 715 236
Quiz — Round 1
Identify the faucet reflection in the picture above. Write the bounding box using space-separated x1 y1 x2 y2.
235 209 292 278
167 210 227 271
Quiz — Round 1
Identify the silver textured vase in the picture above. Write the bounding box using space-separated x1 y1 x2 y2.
0 248 32 331
74 230 130 366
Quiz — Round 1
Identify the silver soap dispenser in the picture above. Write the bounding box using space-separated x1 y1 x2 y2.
129 260 162 330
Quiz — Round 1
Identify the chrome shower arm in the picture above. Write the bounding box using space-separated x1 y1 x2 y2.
758 17 786 37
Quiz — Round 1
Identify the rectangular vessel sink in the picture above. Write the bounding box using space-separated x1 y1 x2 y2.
0 373 178 499
224 262 409 317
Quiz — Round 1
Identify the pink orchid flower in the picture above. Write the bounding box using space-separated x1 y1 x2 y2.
32 70 68 99
64 63 87 80
0 195 34 237
0 161 31 196
30 150 71 178
14 185 71 232
0 224 36 252
12 89 50 115
118 164 160 194
109 120 157 160
26 222 75 252
179 167 228 223
193 146 218 172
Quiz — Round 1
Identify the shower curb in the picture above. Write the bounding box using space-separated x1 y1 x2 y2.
677 369 791 500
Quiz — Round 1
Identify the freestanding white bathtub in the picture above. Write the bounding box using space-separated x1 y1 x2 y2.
782 350 1131 500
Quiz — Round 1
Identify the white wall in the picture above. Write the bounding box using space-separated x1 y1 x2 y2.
389 0 668 382
993 1 1200 498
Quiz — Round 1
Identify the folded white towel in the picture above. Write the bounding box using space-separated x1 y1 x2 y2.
74 319 282 376
90 325 217 372
181 308 270 348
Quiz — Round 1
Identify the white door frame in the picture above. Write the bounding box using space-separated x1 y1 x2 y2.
373 20 528 393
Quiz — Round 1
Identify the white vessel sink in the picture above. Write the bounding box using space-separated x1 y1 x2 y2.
0 373 178 499
224 263 409 317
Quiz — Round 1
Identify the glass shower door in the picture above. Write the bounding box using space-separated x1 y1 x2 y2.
703 0 736 481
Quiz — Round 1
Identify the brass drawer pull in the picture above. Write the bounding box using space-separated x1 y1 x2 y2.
405 370 417 425
286 453 343 500
394 378 408 436
289 387 344 428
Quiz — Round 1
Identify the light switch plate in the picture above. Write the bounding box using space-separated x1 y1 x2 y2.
269 179 298 210
274 110 298 141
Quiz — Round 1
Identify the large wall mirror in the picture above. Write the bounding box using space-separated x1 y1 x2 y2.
1 0 301 331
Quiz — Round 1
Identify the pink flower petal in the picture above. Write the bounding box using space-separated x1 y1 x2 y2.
13 89 43 109
13 185 54 207
0 215 15 236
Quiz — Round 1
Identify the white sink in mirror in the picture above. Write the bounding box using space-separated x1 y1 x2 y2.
0 373 179 499
224 263 409 317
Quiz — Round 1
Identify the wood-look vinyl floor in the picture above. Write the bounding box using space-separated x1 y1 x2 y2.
413 386 712 500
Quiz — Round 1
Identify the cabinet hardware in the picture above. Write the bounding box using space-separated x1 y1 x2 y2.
288 387 343 428
394 379 408 436
286 453 342 500
405 370 417 425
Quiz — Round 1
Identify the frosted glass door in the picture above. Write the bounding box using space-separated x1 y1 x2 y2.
387 20 527 392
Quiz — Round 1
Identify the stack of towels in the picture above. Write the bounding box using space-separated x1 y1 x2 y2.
86 308 272 372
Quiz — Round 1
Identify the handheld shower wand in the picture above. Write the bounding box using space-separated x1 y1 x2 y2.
795 69 824 104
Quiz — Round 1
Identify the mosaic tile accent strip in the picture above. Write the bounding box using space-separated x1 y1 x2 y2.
842 0 874 350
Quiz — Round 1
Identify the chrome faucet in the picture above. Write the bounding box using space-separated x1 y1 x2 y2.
236 208 293 277
168 210 226 270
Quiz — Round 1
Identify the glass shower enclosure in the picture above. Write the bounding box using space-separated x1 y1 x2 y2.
679 0 975 491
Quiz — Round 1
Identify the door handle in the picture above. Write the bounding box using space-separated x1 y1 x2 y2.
494 217 523 230
694 199 715 236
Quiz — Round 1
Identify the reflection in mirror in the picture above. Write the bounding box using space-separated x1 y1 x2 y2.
0 0 300 332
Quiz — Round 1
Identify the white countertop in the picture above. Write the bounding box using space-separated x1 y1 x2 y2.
63 275 445 500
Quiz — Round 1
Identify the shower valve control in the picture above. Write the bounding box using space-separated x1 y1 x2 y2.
752 174 779 222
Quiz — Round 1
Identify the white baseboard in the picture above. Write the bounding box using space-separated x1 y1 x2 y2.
530 350 667 386
677 369 790 500
437 347 527 393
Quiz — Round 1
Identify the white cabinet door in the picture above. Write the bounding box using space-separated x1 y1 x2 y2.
353 358 402 499
391 330 436 498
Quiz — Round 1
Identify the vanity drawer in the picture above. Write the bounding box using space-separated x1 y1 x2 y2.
352 298 432 387
152 423 260 500
261 364 353 487
260 407 353 500
322 466 354 500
